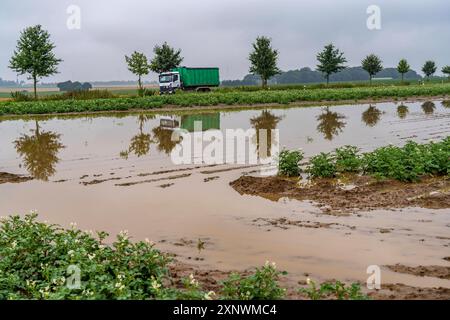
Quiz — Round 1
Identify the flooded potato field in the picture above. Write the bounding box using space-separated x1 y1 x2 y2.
1 99 449 290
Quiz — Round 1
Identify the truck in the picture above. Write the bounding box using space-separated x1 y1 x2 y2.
159 67 220 94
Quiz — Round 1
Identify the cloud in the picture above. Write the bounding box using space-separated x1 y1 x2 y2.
0 0 449 83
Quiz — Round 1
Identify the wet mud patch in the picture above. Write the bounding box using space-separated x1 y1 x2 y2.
0 172 33 184
230 175 450 214
386 264 450 280
252 217 355 231
115 173 191 187
367 283 450 300
204 176 220 183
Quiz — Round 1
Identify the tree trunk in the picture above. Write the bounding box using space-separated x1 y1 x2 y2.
326 75 329 85
369 75 372 86
401 73 404 82
262 78 267 89
138 75 142 95
33 76 37 100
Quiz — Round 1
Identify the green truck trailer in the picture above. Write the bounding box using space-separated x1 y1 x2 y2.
159 67 220 94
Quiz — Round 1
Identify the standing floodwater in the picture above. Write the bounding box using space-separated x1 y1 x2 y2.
1 100 449 288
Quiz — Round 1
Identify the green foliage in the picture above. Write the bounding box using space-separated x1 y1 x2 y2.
249 36 281 88
299 279 369 300
286 138 450 181
397 59 410 82
220 262 286 300
362 139 450 181
442 66 450 78
422 60 437 79
43 90 114 101
316 44 347 84
125 51 151 94
0 214 292 301
335 146 362 173
150 42 183 74
0 213 169 300
361 54 383 84
308 152 337 178
10 91 32 102
1 84 450 116
278 149 304 177
9 25 62 99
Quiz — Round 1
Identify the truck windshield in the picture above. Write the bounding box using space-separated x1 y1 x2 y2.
159 75 173 83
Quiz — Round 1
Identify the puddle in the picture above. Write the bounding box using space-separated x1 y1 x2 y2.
0 100 449 288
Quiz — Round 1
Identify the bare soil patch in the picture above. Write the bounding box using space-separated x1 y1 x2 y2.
386 264 450 280
230 175 450 214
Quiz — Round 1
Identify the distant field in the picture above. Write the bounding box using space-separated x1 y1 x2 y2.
0 85 158 99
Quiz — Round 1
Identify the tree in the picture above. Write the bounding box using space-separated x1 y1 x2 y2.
422 61 437 80
361 54 383 84
442 66 450 79
249 36 280 88
149 42 183 74
125 51 151 95
316 44 347 85
9 25 62 99
397 59 410 82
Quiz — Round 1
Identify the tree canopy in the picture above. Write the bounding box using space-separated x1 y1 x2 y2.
316 44 347 84
397 59 410 81
9 25 62 99
249 36 280 88
150 42 183 74
125 51 151 94
422 60 437 79
361 54 383 84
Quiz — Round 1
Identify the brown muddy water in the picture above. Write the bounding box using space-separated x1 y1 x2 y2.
1 100 449 289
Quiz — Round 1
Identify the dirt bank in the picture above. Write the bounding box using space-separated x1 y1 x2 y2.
230 175 450 214
0 172 33 184
386 264 450 280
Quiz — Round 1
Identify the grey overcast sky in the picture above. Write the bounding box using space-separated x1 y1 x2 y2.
0 0 449 83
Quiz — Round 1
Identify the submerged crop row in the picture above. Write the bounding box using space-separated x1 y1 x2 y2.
279 137 450 182
0 214 367 300
0 84 449 116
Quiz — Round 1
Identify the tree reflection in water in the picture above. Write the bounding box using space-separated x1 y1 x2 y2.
442 100 450 108
14 120 65 181
361 105 383 127
397 104 409 119
250 110 282 158
152 126 182 155
121 114 154 159
316 107 346 141
421 101 436 115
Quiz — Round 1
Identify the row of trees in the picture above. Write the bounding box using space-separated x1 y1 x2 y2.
250 36 450 87
7 25 450 98
125 43 183 93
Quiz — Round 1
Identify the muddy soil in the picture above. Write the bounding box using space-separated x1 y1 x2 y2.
0 172 33 184
230 175 450 214
169 261 450 300
386 264 450 280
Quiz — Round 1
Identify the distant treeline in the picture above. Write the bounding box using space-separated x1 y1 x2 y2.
222 66 423 86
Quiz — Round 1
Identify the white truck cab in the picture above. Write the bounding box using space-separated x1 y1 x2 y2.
159 72 181 94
